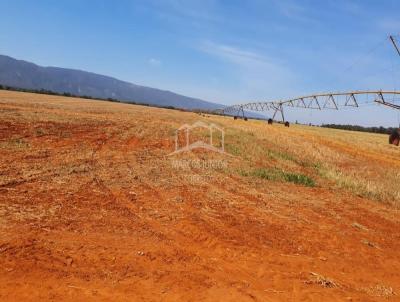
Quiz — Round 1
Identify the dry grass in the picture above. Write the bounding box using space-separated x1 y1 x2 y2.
307 272 338 288
214 118 400 205
0 89 399 206
362 284 396 298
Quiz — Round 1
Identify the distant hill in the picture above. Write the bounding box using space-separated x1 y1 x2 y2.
0 55 223 110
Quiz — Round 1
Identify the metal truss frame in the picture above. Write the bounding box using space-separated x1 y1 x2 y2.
217 91 400 121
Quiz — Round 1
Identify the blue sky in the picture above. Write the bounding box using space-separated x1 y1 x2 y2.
1 0 400 126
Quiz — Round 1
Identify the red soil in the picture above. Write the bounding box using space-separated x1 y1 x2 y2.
0 91 399 301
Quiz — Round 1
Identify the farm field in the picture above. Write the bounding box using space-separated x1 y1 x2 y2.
1 90 400 301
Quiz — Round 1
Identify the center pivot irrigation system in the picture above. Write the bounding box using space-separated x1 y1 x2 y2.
217 91 400 122
216 35 400 122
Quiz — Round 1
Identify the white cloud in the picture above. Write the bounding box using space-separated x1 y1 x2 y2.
198 41 300 101
145 0 222 27
377 18 400 33
339 1 364 15
162 0 220 22
148 58 162 66
271 0 316 24
199 41 265 65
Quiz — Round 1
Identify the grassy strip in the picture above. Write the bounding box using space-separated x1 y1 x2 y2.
240 168 315 187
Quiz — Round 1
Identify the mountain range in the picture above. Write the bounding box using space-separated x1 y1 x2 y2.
0 55 224 110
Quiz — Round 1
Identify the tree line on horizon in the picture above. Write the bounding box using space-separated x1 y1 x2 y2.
321 124 397 134
0 84 179 110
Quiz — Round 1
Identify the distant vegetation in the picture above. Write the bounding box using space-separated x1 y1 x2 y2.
0 84 119 101
321 124 398 134
0 84 247 119
0 84 186 111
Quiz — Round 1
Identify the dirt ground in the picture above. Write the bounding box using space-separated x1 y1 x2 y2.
0 90 399 301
